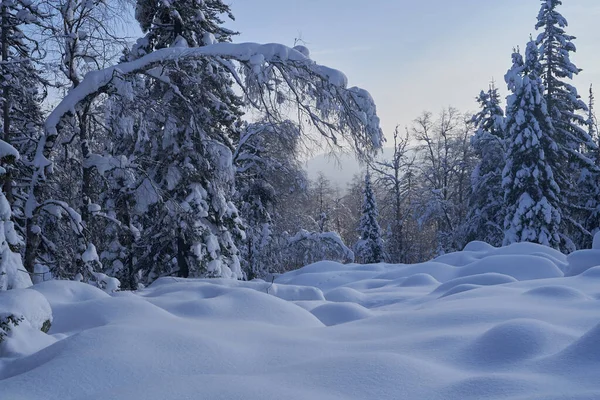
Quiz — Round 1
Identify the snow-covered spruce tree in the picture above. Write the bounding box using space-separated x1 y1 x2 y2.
536 0 597 249
0 141 31 290
465 83 506 246
90 80 146 290
355 171 384 264
108 0 246 281
0 0 46 276
502 42 561 249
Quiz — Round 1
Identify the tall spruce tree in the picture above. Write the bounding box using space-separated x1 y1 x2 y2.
355 171 384 263
502 42 562 248
124 0 245 281
535 0 597 249
466 83 506 246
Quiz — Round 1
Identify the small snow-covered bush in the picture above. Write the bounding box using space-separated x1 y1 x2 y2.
0 314 24 344
0 289 53 357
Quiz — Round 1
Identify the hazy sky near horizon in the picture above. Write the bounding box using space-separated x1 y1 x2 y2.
227 0 600 138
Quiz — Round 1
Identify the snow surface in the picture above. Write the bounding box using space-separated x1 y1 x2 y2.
2 242 600 399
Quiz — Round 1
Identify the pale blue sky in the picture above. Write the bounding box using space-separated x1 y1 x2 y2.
227 1 600 137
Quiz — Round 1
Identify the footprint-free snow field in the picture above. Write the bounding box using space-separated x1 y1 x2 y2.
2 242 600 399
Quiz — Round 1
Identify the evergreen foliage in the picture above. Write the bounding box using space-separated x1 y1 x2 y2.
466 84 506 246
535 0 598 249
502 43 562 248
355 172 384 264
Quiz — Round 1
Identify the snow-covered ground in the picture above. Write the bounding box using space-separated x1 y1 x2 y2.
2 241 600 399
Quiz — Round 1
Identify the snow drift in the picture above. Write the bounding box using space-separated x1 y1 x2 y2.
1 241 600 399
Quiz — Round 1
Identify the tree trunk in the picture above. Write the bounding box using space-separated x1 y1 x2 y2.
177 229 189 278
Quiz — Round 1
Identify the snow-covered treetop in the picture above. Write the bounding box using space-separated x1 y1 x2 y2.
505 49 525 94
134 0 236 58
536 0 569 31
505 41 548 118
505 42 544 96
472 83 505 142
535 0 579 79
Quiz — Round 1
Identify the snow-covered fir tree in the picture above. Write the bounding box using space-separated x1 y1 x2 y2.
0 140 31 290
0 0 46 275
502 42 562 249
466 83 506 246
355 171 384 264
123 0 245 281
535 0 597 249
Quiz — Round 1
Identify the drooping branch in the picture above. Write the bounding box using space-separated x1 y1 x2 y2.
40 42 383 170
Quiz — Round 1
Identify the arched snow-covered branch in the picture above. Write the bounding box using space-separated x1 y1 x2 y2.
39 42 382 171
30 41 384 214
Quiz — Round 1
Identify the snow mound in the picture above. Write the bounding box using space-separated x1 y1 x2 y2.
399 273 440 287
310 302 372 326
143 280 323 327
432 273 517 297
463 241 495 252
264 283 325 301
346 278 391 290
0 288 54 358
324 287 365 303
434 251 480 267
581 265 600 278
565 249 600 276
0 289 52 332
523 286 591 301
552 322 600 364
438 284 483 298
458 255 563 281
490 242 566 260
374 261 457 282
462 319 567 367
32 280 110 304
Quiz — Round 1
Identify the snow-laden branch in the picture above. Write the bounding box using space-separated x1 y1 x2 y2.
41 42 383 170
